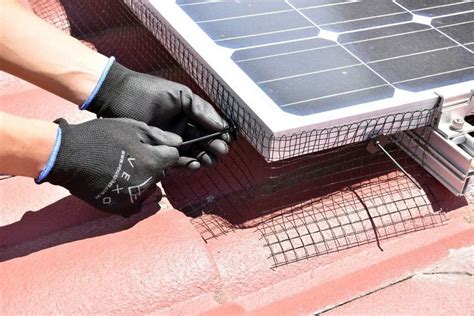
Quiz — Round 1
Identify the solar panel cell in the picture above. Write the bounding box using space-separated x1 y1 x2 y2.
432 10 474 26
232 38 334 62
371 46 474 87
261 64 390 108
238 45 357 83
439 22 474 44
338 23 431 44
197 11 312 41
396 0 468 10
290 0 349 8
282 85 395 115
178 1 290 22
410 2 474 17
301 1 410 32
318 12 413 33
343 29 457 63
218 27 320 49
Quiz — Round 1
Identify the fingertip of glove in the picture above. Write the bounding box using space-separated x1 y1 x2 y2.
220 131 234 143
178 156 201 170
191 95 228 131
195 150 218 167
187 161 201 170
166 132 183 147
207 139 230 156
165 146 180 164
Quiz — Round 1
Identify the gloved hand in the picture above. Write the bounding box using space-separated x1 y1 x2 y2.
36 118 181 216
83 57 232 169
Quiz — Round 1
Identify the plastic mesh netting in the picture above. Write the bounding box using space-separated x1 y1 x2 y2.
163 128 447 267
27 0 452 267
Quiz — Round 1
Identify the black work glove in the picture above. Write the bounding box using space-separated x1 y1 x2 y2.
37 118 181 216
86 59 232 169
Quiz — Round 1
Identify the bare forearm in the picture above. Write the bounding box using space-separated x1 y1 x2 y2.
0 112 58 177
0 0 108 105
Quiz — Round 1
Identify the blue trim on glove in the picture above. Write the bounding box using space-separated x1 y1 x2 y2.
35 127 62 184
80 56 116 110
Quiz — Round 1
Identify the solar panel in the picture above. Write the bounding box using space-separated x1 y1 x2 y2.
137 0 473 160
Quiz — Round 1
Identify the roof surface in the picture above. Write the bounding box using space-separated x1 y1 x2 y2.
1 1 473 314
1 66 473 315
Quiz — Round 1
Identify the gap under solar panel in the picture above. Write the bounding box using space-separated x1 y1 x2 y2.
141 0 473 159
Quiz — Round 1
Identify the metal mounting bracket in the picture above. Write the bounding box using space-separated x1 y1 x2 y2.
395 90 474 196
435 89 474 139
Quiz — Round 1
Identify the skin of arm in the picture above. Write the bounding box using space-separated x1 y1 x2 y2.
0 0 108 105
0 112 58 178
0 0 107 177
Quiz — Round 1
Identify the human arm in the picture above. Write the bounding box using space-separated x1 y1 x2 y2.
0 111 58 178
0 0 108 105
0 111 182 215
0 0 232 169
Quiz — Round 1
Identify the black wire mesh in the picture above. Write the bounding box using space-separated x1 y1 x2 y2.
196 149 445 267
259 173 444 267
27 0 450 267
162 126 447 267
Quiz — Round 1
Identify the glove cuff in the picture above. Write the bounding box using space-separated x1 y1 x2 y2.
35 126 62 184
80 56 116 111
84 58 131 117
37 118 81 187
